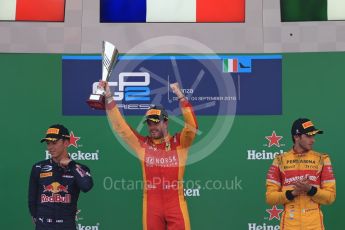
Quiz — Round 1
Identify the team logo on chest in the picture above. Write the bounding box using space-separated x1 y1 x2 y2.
145 154 179 167
41 182 71 203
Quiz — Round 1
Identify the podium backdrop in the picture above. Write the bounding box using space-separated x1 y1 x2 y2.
0 52 343 229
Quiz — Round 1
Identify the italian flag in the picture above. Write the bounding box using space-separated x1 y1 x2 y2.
281 0 345 21
101 0 245 22
0 0 65 21
223 59 238 73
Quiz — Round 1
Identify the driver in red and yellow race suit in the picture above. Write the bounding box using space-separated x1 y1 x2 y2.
266 118 336 230
102 81 198 230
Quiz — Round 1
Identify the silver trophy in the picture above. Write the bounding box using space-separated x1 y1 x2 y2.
87 41 119 110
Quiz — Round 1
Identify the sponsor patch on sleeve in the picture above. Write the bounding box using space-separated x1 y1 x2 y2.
75 165 87 177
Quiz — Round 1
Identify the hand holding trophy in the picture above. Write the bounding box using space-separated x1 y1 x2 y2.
87 41 119 110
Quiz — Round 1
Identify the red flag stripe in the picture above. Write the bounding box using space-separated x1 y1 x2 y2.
196 0 245 22
15 0 65 21
233 59 238 72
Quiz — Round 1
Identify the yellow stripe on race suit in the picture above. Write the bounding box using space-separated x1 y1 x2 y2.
178 194 191 230
177 145 191 230
141 159 148 230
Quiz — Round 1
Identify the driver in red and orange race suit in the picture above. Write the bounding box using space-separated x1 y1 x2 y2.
100 81 198 230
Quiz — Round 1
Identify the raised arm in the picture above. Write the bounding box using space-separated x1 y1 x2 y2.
170 83 198 149
68 161 93 192
101 81 144 156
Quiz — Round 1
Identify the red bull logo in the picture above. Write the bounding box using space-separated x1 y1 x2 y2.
41 182 71 203
41 194 71 203
43 182 69 193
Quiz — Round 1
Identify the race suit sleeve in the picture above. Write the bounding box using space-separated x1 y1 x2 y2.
266 156 290 205
311 154 336 205
28 164 39 218
106 100 143 157
68 161 93 192
179 99 198 149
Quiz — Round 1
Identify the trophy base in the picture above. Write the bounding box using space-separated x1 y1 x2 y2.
86 94 105 110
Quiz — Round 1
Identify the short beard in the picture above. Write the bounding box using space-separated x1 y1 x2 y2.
151 131 163 140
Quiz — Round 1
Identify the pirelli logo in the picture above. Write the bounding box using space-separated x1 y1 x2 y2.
40 172 53 178
47 128 60 134
302 121 313 129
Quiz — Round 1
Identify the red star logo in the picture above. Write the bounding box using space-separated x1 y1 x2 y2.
69 131 80 148
265 131 283 147
266 205 283 220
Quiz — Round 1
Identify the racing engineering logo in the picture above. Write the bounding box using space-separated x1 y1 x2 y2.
41 182 71 203
247 131 286 160
45 131 100 161
248 205 283 229
92 72 151 109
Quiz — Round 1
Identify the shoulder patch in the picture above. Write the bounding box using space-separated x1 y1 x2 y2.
41 165 53 172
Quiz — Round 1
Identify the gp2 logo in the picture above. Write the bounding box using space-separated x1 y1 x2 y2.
93 72 150 101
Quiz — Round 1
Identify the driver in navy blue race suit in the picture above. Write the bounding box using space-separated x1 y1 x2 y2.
28 124 93 230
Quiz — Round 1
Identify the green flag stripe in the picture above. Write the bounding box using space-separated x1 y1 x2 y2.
281 0 327 22
223 59 229 72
